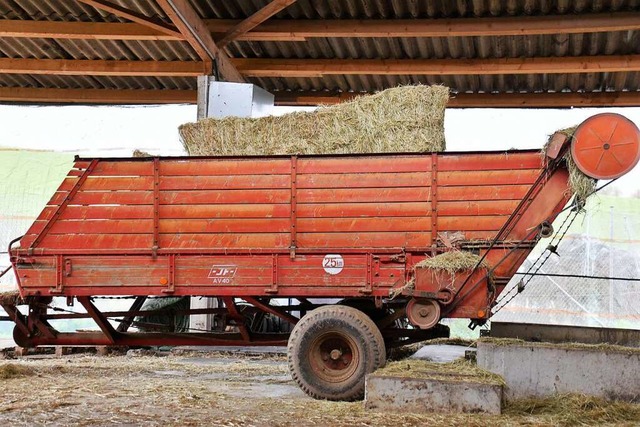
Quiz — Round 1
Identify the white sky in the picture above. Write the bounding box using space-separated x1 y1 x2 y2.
0 104 638 196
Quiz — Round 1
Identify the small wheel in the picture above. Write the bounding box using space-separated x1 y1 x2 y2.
287 305 386 401
406 298 441 329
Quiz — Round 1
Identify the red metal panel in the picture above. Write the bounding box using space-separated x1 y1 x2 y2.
160 189 290 204
161 159 291 176
160 174 290 190
296 232 432 248
297 217 431 232
297 202 431 218
297 172 431 189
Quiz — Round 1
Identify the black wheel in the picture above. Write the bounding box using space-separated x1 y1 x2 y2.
287 305 386 401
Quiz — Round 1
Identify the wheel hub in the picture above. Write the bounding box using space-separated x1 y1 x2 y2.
406 298 441 330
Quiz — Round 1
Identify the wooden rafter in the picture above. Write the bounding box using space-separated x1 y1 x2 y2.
0 87 196 104
232 56 640 77
273 91 640 108
2 11 637 42
76 0 183 39
216 0 298 48
0 58 205 76
155 0 244 82
2 87 639 108
206 12 640 41
0 20 181 41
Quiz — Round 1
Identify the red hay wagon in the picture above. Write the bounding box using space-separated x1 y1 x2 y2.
2 113 639 400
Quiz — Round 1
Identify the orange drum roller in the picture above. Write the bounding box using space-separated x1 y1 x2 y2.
571 113 640 180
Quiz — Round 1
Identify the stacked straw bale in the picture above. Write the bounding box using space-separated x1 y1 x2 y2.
179 85 449 156
416 250 490 275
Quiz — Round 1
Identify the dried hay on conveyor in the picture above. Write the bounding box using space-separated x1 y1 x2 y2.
546 127 597 207
416 250 491 276
179 85 449 156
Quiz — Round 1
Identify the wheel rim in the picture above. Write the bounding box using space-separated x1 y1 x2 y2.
309 330 360 384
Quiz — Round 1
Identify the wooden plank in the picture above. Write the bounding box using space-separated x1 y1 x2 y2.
297 172 430 189
297 217 431 232
438 216 508 232
297 157 431 174
205 12 640 40
159 218 291 233
232 56 640 77
438 200 521 216
76 0 183 39
438 153 541 171
160 204 291 219
438 169 539 186
438 185 531 201
216 0 298 47
0 87 196 104
156 0 244 82
297 202 431 218
38 205 153 221
59 177 152 191
50 191 153 205
89 161 152 176
0 58 205 77
159 233 289 249
31 219 152 235
160 175 290 190
161 159 291 175
297 188 431 203
297 232 431 248
38 234 152 250
160 189 290 204
0 20 181 41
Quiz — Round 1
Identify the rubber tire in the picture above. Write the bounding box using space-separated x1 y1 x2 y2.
287 305 386 401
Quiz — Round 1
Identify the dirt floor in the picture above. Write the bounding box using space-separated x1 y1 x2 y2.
1 350 639 427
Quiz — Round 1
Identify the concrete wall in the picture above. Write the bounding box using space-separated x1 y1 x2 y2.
477 341 640 401
365 375 503 415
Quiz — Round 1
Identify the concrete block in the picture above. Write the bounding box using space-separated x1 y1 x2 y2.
54 346 69 357
365 374 503 415
490 322 640 347
14 346 27 357
477 341 640 401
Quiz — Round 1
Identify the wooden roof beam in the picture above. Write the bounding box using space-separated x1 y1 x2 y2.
216 0 298 47
76 0 183 39
0 20 181 41
0 87 196 104
206 12 640 41
232 55 640 77
156 0 244 82
0 88 639 108
0 58 205 76
273 91 640 108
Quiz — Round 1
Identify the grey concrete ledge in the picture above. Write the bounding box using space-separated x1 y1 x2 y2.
477 340 640 402
365 374 503 415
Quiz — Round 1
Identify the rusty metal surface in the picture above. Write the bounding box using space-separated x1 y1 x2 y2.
0 0 639 96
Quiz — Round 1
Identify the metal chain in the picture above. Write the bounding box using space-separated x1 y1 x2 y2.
491 204 581 317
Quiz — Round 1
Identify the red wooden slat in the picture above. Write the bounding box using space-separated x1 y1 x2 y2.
160 189 291 205
297 217 431 232
90 161 153 176
438 200 521 216
159 218 290 233
50 191 153 205
161 159 291 176
297 156 432 174
297 232 431 248
297 172 430 189
160 204 291 219
297 187 431 203
297 202 431 218
438 169 540 186
160 175 290 190
158 233 289 249
38 234 152 250
438 216 509 232
38 205 154 221
438 185 531 201
59 177 153 191
46 219 153 234
438 152 542 171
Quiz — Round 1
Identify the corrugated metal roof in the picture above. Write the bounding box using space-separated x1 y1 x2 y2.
0 0 638 98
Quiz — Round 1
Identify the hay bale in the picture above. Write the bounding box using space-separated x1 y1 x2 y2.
0 363 34 380
179 85 449 156
547 127 597 207
416 250 490 276
132 149 152 157
375 358 504 386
